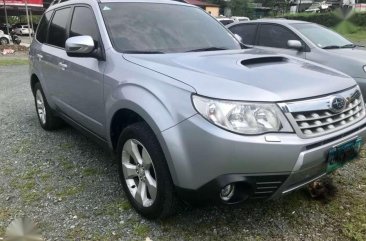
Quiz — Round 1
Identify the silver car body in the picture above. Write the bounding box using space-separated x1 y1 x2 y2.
227 19 366 98
30 0 366 203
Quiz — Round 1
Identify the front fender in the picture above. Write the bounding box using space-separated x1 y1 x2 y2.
104 69 197 184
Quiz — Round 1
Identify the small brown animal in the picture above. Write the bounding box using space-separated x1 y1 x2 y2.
307 176 338 203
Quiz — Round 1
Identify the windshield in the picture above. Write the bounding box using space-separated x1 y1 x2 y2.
291 23 352 49
99 3 240 53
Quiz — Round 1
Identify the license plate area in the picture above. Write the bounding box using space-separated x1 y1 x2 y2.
327 137 362 173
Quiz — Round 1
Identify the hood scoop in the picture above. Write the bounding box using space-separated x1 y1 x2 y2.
241 56 288 68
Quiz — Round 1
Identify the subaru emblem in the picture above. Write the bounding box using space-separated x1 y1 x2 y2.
329 96 347 113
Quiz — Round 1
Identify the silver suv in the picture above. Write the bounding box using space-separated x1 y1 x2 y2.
29 0 366 219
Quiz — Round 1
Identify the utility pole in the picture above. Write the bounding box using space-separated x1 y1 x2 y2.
24 0 32 43
3 0 10 35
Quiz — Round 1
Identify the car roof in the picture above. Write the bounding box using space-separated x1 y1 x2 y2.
227 18 310 28
48 0 191 11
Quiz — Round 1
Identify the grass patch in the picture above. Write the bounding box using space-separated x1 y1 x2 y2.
133 223 150 237
333 21 366 43
56 186 84 199
82 167 100 177
98 199 131 216
0 58 28 66
60 159 75 170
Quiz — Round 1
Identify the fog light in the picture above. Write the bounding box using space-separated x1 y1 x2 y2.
220 184 235 201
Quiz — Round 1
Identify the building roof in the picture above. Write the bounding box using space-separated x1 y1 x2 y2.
184 0 219 7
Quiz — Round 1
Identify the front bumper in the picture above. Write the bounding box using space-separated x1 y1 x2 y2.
162 113 366 204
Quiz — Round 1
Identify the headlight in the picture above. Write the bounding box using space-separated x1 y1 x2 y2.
363 65 366 73
192 95 291 135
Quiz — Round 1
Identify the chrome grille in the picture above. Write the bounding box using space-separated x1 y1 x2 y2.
279 87 365 138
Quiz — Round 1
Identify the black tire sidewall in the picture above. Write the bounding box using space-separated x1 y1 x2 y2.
33 82 63 130
117 122 175 219
0 38 9 45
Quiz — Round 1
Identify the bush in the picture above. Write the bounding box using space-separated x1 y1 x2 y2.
349 13 366 27
281 12 341 27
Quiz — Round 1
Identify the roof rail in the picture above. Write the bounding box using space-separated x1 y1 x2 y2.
49 0 100 7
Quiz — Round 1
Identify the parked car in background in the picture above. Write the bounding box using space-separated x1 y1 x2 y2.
0 30 11 45
0 23 12 34
217 17 234 25
13 24 34 35
227 19 366 98
231 16 250 22
30 0 366 219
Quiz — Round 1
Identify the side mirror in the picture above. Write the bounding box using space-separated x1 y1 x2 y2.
234 34 243 43
287 40 303 51
66 36 95 57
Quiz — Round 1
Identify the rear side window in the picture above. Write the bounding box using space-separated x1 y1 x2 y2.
258 24 300 49
36 11 53 43
229 24 257 45
70 7 99 47
48 7 71 48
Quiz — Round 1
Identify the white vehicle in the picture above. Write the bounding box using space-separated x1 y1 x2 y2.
217 17 235 26
0 30 11 45
13 24 34 35
231 16 250 22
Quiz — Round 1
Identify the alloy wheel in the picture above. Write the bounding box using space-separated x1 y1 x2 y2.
36 90 46 125
122 139 157 207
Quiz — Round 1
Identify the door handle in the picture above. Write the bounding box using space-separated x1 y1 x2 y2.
36 54 43 60
58 62 68 70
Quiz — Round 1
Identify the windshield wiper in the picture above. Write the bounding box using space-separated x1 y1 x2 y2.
341 44 357 48
123 50 165 54
322 45 340 49
186 47 228 52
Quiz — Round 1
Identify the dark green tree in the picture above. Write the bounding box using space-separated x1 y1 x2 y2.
229 0 254 18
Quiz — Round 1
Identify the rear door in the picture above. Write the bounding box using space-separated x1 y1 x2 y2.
30 10 54 105
255 23 306 58
228 23 258 45
41 7 72 109
55 5 106 136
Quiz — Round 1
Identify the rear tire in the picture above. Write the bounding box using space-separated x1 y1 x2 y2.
117 122 178 219
33 82 64 131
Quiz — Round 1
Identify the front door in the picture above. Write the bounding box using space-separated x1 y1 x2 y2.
255 24 306 58
55 5 106 137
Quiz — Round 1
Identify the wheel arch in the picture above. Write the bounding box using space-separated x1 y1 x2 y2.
108 103 179 186
30 74 40 95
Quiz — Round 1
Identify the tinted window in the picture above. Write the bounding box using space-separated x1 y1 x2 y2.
70 7 99 47
48 8 71 48
229 24 257 45
258 24 300 49
36 11 53 43
100 3 240 53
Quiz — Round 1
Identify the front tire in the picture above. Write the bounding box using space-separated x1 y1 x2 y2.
117 122 178 219
0 37 9 45
33 82 64 131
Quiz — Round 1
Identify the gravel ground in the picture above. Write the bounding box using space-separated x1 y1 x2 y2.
0 64 366 241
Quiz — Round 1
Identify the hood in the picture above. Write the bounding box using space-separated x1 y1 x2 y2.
123 49 355 102
326 47 366 61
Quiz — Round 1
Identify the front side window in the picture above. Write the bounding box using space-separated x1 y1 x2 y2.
70 7 100 47
258 24 300 49
291 23 352 49
48 7 71 48
229 24 257 45
36 11 53 43
99 3 240 53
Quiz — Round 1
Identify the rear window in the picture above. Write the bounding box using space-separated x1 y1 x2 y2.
36 11 53 43
47 7 71 48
